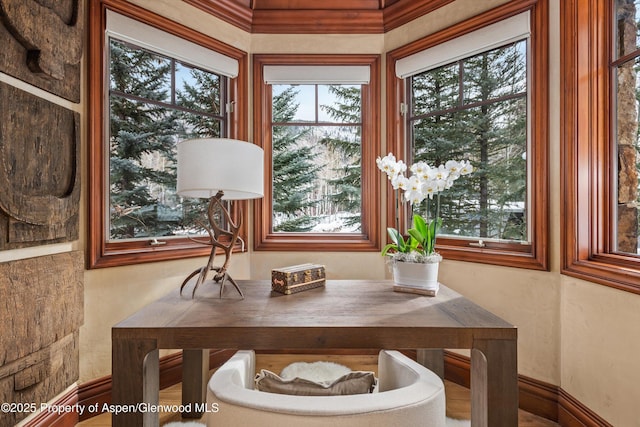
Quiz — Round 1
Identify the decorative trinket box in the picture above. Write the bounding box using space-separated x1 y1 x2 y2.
271 263 326 294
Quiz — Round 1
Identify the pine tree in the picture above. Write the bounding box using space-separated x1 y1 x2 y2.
272 86 321 232
176 65 223 138
319 85 362 230
411 63 472 231
463 42 527 240
109 39 178 239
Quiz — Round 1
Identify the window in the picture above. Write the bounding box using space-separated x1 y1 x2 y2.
88 1 248 268
270 83 363 233
387 0 548 270
108 38 226 241
407 40 528 243
253 55 381 251
613 0 640 256
561 0 640 294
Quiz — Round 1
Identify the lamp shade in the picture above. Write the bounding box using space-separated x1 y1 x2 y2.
177 138 264 200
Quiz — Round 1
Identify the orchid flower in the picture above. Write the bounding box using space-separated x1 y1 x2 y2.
421 180 438 200
377 152 474 258
376 153 406 180
391 174 409 191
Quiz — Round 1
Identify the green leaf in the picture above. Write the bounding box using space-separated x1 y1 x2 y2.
381 243 396 256
408 236 420 252
413 214 428 237
421 217 442 255
387 228 407 252
428 219 437 236
408 228 425 245
387 227 400 245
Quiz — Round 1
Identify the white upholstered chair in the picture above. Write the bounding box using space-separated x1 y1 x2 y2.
206 350 446 427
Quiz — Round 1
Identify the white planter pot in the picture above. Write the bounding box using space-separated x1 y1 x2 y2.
392 260 440 292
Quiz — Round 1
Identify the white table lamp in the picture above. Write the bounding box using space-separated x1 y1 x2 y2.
177 138 264 298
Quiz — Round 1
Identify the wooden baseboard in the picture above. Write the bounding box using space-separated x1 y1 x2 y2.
443 350 612 427
77 349 235 421
558 389 614 427
22 386 79 427
444 350 557 417
76 375 110 422
72 348 613 426
158 351 186 390
519 374 559 422
444 350 471 387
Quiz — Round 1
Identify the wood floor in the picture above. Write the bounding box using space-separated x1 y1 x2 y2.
78 354 559 427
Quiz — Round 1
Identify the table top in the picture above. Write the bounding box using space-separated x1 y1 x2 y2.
112 280 516 350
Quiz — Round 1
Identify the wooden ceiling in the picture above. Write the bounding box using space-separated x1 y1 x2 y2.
182 0 455 33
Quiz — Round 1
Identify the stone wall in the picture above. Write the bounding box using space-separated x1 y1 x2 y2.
0 0 84 424
0 252 83 425
616 0 639 253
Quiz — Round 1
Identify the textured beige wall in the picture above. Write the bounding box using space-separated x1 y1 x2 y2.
81 255 252 381
127 0 251 52
560 276 640 426
440 261 561 384
76 1 640 425
251 252 387 281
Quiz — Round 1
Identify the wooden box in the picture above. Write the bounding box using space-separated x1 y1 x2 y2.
271 263 326 294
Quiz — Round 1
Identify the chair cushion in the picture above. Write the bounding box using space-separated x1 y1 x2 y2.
255 368 376 396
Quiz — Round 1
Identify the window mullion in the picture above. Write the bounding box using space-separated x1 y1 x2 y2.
458 59 464 108
171 59 176 105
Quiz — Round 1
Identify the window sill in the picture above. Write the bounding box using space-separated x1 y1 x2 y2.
562 255 640 296
435 242 547 271
89 239 244 269
254 233 380 252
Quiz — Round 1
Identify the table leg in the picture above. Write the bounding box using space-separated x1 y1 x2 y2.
471 338 518 427
182 349 209 418
416 349 444 380
112 337 159 427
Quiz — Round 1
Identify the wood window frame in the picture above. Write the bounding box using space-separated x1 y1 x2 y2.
385 0 549 270
561 0 640 294
87 0 248 268
252 54 381 252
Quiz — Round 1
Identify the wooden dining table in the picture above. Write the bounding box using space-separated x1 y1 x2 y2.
111 280 517 426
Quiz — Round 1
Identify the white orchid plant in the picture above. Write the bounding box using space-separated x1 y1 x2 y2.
376 153 473 263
